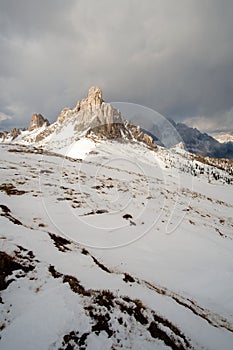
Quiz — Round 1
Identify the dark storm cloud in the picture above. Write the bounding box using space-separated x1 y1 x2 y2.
0 0 233 132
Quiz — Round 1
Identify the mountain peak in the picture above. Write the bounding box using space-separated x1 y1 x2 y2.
87 86 103 100
77 86 103 112
0 87 156 151
28 113 50 131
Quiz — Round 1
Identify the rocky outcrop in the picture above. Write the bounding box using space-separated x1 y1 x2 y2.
75 101 124 133
77 86 103 112
28 114 50 131
57 87 104 124
57 108 72 124
35 128 53 142
10 128 20 140
132 126 155 148
0 129 19 142
87 119 156 149
0 131 8 141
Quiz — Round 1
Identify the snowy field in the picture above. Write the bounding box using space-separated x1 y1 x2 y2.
0 141 233 350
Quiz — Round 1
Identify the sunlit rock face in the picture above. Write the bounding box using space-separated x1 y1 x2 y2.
55 86 157 148
28 113 50 131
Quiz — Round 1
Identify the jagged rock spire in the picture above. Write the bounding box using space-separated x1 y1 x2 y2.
28 113 50 131
76 86 103 112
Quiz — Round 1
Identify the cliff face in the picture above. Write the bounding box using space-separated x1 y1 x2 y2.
76 87 156 148
77 86 103 112
56 87 104 124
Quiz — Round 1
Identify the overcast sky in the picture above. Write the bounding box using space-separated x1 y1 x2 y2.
0 0 233 132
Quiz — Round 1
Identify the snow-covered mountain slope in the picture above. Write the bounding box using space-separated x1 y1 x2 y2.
212 132 233 144
1 140 233 350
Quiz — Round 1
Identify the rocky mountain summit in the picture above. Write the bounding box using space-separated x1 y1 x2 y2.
28 113 50 131
56 87 103 124
56 86 125 135
55 86 155 148
0 87 156 151
0 114 49 142
77 86 103 112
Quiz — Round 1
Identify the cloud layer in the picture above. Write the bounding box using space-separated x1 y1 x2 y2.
1 0 233 132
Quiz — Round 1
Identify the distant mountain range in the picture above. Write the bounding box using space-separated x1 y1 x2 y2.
133 117 233 159
172 122 233 159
